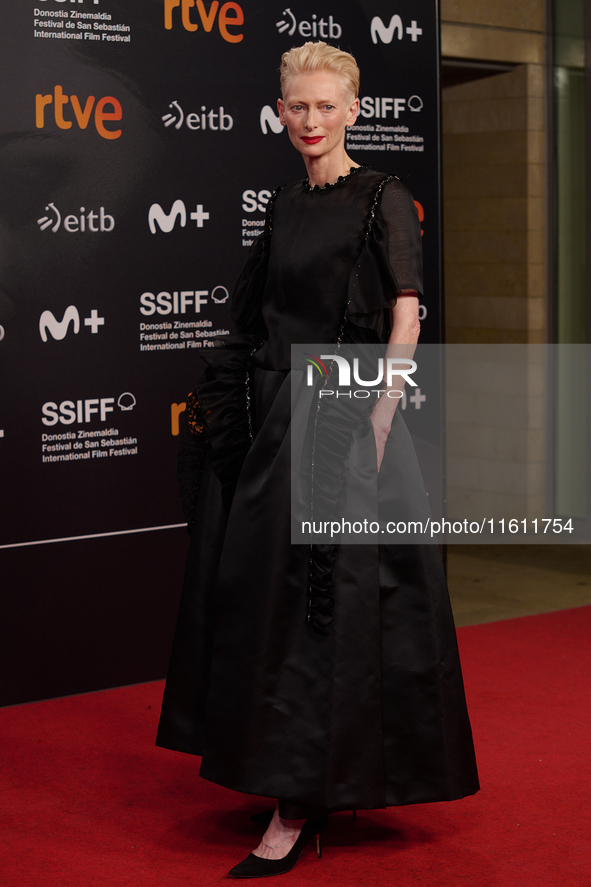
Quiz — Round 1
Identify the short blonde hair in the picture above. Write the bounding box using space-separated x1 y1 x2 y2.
279 42 360 99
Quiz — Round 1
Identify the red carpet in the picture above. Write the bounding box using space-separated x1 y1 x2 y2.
1 607 590 886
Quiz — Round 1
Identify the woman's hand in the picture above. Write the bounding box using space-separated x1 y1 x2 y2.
371 291 420 472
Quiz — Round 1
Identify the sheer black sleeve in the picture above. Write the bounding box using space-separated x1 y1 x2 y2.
378 178 423 296
345 174 423 342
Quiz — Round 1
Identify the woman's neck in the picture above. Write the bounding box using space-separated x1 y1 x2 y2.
304 152 359 188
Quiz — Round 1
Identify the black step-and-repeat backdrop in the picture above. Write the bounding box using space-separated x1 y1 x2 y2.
0 0 441 704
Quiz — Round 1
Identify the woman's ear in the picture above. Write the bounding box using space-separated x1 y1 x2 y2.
277 98 286 126
347 97 360 127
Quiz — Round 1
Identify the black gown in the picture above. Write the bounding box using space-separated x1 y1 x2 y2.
156 166 479 813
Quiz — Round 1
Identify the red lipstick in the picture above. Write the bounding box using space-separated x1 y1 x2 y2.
301 136 323 144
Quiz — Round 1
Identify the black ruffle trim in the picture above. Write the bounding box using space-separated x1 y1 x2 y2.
303 163 366 193
305 348 377 633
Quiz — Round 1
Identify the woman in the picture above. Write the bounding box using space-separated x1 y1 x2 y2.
157 42 479 878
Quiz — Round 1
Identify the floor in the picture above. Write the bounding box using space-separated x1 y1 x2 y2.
446 544 591 626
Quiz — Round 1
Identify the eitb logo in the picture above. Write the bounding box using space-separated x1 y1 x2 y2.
162 100 234 131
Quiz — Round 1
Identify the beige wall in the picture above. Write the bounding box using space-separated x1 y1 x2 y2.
442 65 546 344
441 0 545 65
440 0 547 345
440 1 548 518
445 345 547 522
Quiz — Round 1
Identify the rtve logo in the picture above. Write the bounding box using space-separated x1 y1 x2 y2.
148 200 210 233
42 393 136 427
39 305 105 342
37 203 114 233
276 7 341 39
162 100 233 131
35 86 122 140
164 0 244 42
370 15 422 44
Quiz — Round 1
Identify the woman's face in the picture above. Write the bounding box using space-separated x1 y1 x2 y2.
277 71 359 163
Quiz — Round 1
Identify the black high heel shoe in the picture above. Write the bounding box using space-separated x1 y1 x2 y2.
229 815 328 878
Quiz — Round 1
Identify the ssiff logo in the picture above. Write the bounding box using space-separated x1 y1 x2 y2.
140 286 229 315
162 100 233 131
242 189 273 211
359 96 422 119
370 15 422 43
148 200 210 233
164 0 244 42
42 393 136 427
276 7 341 38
